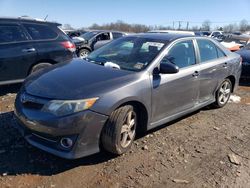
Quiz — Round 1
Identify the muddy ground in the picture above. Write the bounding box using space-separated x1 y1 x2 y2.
0 82 250 188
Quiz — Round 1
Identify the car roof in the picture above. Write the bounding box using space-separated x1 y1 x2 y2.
88 30 126 34
0 17 61 26
128 33 194 42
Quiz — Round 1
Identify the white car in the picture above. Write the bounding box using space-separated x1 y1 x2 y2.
148 30 195 35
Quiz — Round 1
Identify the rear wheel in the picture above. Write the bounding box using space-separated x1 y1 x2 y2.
101 105 137 155
30 63 52 74
78 49 90 59
214 79 232 108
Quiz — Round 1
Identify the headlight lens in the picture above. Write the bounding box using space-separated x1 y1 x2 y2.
42 97 99 116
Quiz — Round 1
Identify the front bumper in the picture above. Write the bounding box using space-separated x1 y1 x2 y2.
14 94 108 159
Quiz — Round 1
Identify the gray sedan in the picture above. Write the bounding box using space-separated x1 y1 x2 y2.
14 33 242 159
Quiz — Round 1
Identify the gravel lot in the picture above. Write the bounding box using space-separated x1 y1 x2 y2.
0 82 250 188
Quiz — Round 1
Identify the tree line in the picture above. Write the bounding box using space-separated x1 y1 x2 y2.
63 19 250 33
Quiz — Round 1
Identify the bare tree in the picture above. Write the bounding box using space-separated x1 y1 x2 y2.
239 19 248 32
63 24 74 30
201 20 211 31
223 23 239 33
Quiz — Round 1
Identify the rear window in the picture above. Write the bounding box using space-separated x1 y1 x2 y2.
0 25 27 44
23 23 58 40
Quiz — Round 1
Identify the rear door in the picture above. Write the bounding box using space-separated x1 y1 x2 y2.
93 32 112 50
151 39 200 123
0 23 37 83
22 23 70 63
196 39 228 103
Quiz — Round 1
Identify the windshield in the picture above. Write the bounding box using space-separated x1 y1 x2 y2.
86 36 166 72
80 31 99 40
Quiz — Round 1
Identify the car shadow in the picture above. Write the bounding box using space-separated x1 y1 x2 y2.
0 105 222 176
0 84 22 96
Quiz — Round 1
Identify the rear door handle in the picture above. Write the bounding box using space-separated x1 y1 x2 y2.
223 62 228 68
192 71 199 77
22 48 36 53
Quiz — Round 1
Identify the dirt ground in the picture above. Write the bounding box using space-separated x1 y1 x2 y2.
0 82 250 188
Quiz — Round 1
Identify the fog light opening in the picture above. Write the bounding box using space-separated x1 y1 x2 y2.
60 137 73 149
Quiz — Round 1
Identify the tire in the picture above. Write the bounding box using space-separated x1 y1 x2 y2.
213 79 232 108
101 105 137 155
30 63 52 74
78 49 90 59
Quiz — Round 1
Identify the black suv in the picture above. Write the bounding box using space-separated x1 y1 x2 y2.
0 17 76 86
73 30 127 58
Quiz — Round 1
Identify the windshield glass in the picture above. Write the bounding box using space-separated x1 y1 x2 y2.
80 31 99 40
86 36 166 71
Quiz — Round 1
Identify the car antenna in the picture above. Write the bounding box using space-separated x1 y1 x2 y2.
44 14 48 20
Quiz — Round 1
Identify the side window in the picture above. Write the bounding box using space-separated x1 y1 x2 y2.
112 32 123 39
197 39 218 62
23 24 58 40
96 33 110 41
164 40 196 68
217 48 226 58
0 25 27 43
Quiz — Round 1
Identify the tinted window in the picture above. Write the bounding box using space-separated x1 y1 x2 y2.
96 32 110 41
23 24 58 40
197 39 218 62
164 40 196 68
112 32 123 39
0 25 27 43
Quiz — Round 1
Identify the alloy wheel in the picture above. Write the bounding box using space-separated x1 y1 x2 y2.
120 111 136 148
218 81 231 105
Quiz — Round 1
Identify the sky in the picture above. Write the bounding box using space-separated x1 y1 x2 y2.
0 0 249 29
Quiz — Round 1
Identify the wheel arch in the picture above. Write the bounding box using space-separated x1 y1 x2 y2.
226 75 236 92
115 100 149 134
27 59 58 75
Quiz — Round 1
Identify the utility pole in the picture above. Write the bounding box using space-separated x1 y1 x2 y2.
186 22 189 30
178 21 181 30
173 21 175 30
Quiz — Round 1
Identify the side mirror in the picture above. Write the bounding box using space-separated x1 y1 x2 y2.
159 63 179 74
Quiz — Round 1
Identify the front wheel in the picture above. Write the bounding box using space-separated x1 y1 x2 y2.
213 79 232 108
101 105 137 155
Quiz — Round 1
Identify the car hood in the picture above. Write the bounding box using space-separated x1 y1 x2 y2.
24 59 138 100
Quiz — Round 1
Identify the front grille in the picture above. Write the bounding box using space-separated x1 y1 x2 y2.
23 101 44 110
20 91 48 110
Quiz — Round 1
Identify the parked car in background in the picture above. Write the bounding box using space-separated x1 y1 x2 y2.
64 29 87 38
194 31 211 36
73 30 127 58
236 43 250 79
14 33 241 159
221 34 250 51
209 31 223 38
0 17 75 86
148 30 195 35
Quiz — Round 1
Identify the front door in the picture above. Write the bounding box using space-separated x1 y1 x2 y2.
151 39 200 123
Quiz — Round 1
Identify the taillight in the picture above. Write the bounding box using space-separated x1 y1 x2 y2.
240 57 243 65
61 41 76 52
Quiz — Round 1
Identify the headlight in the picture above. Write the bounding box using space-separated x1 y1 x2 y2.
41 97 99 116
